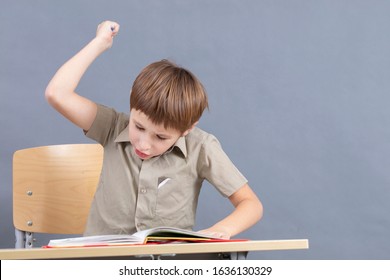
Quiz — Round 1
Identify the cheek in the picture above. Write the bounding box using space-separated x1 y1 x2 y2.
153 142 165 153
157 140 177 152
128 128 137 144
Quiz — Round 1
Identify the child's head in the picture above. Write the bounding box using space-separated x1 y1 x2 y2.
130 60 208 133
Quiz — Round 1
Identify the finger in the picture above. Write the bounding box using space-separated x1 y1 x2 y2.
98 21 119 32
110 22 120 31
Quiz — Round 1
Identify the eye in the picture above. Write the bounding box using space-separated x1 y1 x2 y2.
135 124 145 131
156 135 167 140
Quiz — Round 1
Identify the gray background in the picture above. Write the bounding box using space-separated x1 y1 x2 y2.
1 0 390 259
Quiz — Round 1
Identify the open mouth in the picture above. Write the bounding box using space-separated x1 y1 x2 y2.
135 148 149 159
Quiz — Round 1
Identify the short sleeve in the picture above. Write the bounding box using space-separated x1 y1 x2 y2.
198 135 248 197
84 104 120 146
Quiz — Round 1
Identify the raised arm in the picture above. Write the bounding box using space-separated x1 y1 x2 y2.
199 183 263 239
45 21 120 131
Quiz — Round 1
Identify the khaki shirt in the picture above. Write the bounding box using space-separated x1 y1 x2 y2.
84 104 247 235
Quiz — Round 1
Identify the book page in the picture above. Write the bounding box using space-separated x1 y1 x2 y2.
46 227 224 248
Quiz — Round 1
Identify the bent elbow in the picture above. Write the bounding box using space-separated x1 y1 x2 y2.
45 85 55 105
45 84 62 108
256 199 264 222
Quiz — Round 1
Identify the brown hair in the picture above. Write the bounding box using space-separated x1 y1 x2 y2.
130 60 208 133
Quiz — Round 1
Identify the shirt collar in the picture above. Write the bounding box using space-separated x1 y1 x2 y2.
172 136 187 158
114 125 130 143
114 125 188 158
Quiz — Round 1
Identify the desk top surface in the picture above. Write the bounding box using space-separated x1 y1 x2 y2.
0 239 308 259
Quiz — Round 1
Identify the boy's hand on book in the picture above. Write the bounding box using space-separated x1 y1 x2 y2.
95 20 120 50
197 229 231 240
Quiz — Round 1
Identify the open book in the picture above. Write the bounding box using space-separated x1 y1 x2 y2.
45 227 237 248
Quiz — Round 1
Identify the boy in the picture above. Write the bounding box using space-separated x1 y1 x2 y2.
45 21 263 239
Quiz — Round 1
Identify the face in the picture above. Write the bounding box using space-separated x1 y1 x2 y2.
129 109 187 160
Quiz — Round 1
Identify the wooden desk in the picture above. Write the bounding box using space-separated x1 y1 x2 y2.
0 239 308 260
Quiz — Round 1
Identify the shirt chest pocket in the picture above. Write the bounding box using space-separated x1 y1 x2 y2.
154 175 201 226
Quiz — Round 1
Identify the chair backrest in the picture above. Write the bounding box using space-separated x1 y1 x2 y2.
13 144 103 237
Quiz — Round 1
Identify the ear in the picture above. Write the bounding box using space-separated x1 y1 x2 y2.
181 121 198 137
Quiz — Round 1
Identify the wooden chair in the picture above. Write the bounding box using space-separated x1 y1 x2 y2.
13 144 103 248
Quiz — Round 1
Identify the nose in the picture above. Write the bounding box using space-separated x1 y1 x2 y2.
138 134 151 151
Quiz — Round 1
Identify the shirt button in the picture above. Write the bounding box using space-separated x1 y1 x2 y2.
140 188 147 194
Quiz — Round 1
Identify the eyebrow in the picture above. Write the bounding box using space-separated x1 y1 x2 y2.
133 120 173 139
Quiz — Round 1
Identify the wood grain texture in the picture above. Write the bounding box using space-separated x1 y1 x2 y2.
13 144 103 234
